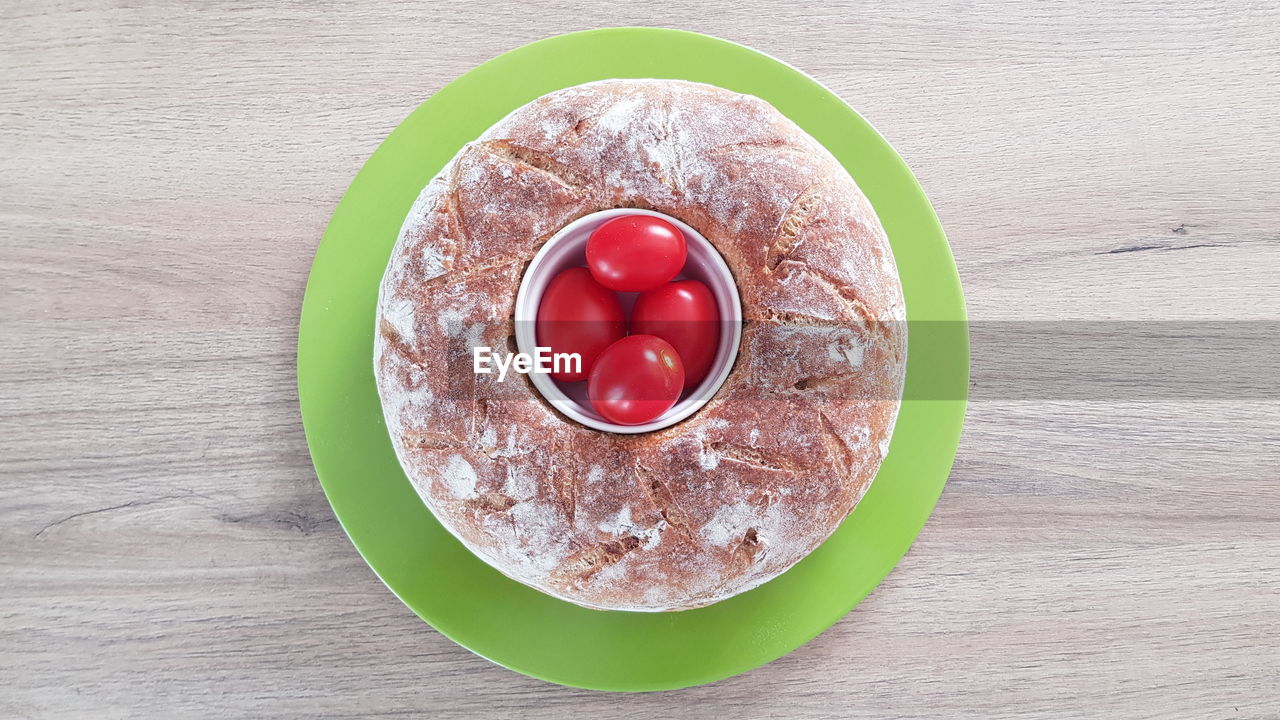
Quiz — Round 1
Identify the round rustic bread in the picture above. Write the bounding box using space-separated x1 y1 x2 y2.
375 79 906 611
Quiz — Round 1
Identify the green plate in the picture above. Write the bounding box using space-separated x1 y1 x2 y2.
298 27 968 692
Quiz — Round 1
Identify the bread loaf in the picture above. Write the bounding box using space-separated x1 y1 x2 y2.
375 79 906 611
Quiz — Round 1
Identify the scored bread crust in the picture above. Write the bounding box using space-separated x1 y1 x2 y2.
374 79 906 611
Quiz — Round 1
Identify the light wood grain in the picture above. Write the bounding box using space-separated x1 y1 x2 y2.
2 1 1279 717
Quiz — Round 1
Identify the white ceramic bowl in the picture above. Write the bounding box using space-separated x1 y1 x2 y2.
513 209 742 434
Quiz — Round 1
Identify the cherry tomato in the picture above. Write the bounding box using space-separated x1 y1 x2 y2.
585 215 687 292
536 267 625 382
587 335 685 425
631 280 720 389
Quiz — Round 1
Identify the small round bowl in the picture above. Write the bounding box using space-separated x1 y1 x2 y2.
513 209 742 434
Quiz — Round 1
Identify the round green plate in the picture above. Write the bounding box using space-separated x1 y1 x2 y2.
298 27 968 692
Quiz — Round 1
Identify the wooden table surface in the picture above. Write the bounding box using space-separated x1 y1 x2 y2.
3 2 1278 717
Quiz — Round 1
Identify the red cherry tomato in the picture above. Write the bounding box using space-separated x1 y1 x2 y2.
631 280 720 389
588 335 685 425
536 267 625 382
585 215 687 292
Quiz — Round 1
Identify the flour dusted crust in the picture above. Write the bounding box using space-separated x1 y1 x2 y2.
375 80 906 611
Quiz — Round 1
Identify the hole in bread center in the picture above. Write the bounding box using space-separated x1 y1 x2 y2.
513 209 743 434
